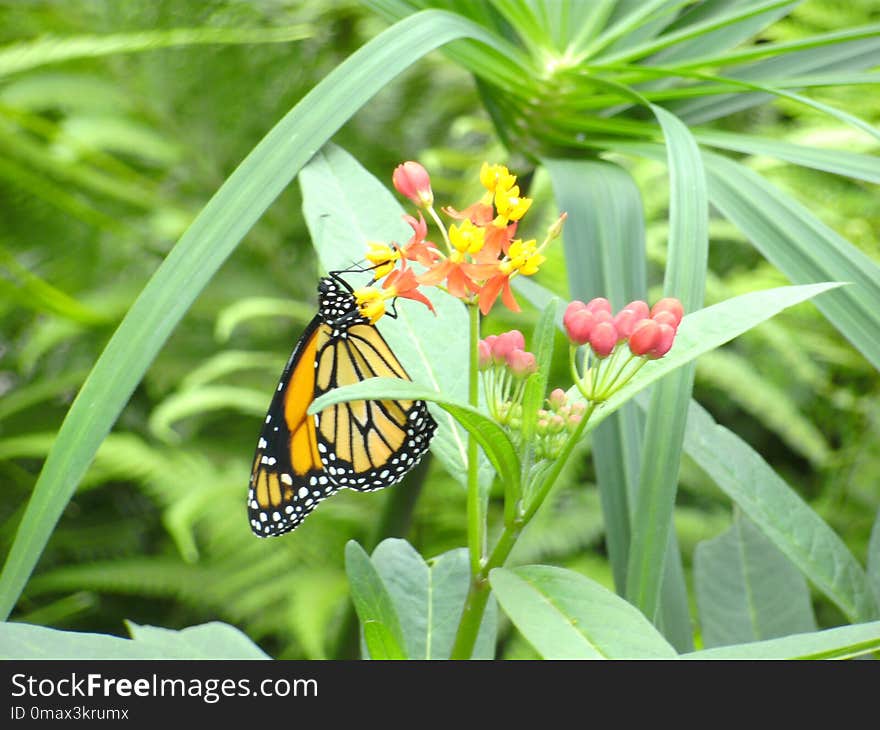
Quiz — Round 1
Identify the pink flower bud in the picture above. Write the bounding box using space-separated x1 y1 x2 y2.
565 309 595 345
570 402 586 417
586 297 612 315
650 297 684 327
624 300 650 320
548 388 567 411
651 310 679 330
506 348 537 377
563 300 587 331
567 413 583 430
589 321 618 358
549 415 566 434
614 308 641 339
478 339 492 370
492 330 525 362
629 319 660 356
649 323 676 358
392 161 433 207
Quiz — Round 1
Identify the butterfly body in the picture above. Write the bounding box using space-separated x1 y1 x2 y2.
248 273 436 537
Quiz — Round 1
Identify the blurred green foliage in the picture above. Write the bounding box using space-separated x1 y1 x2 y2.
1 0 877 657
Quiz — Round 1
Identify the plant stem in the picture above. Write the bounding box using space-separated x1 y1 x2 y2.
466 301 483 574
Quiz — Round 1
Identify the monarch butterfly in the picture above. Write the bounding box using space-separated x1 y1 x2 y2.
247 271 437 537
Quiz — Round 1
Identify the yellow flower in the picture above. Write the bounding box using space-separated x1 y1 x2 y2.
500 239 544 276
449 219 486 256
480 162 517 194
493 185 532 224
365 241 400 278
353 286 387 324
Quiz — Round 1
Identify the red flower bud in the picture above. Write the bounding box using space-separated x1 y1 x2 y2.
392 161 433 207
492 330 525 362
565 309 595 345
650 323 676 358
563 300 587 330
651 310 679 330
629 319 660 356
650 297 684 327
589 321 618 358
586 297 612 315
614 308 642 339
624 300 650 320
506 348 537 377
478 339 492 370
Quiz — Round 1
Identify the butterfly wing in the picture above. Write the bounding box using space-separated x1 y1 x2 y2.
248 316 339 537
313 322 436 493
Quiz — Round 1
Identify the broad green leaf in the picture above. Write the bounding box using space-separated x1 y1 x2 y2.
628 106 707 626
0 621 269 659
678 399 879 623
0 9 499 620
695 512 816 648
586 283 843 433
682 621 880 660
300 144 474 488
124 621 270 659
489 565 677 659
370 539 497 659
310 378 521 496
344 540 407 660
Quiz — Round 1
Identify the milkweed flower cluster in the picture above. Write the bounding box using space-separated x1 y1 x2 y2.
534 388 586 460
564 296 684 402
479 330 583 460
352 161 566 322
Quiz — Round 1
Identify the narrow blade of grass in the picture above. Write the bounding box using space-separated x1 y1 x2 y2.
627 106 708 632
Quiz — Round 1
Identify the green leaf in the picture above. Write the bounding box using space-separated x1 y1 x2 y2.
0 621 269 659
300 144 474 487
678 399 879 623
148 386 267 443
704 152 880 372
682 621 880 660
694 512 816 648
124 621 270 659
0 25 313 77
627 106 708 626
344 540 407 660
650 0 796 65
520 298 560 451
694 129 880 184
310 378 521 496
669 37 880 123
214 297 316 342
870 509 880 605
370 539 497 659
543 157 645 595
489 565 677 659
587 283 844 433
0 9 498 621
